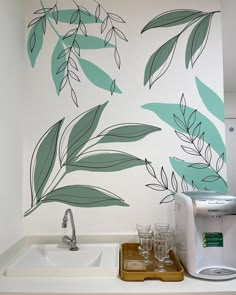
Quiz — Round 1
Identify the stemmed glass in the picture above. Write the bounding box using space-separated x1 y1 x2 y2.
140 231 153 265
136 224 151 255
153 241 167 272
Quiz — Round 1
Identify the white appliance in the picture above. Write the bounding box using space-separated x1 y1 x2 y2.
175 191 236 280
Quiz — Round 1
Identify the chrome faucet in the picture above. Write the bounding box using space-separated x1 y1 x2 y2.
62 208 79 251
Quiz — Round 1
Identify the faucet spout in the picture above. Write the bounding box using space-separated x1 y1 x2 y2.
62 208 79 251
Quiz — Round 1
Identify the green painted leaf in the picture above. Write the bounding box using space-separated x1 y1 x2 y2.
67 150 145 172
27 21 44 67
195 76 224 122
185 14 213 68
42 185 129 207
144 36 178 88
142 103 225 160
48 10 102 24
97 124 161 144
141 10 204 32
51 38 67 95
62 102 108 165
32 118 64 202
77 57 122 94
169 157 227 193
64 34 114 49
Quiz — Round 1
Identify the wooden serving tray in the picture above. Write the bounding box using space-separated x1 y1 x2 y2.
120 243 184 281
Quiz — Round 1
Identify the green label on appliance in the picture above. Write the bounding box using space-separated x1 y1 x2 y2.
202 232 223 248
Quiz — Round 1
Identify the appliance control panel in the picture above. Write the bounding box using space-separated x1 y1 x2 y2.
193 199 236 216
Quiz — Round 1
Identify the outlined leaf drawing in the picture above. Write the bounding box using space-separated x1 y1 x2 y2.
144 36 178 88
42 185 129 207
27 20 44 67
52 38 67 95
195 76 224 122
142 10 205 32
141 9 220 88
62 102 108 165
30 118 64 204
169 157 227 193
77 57 122 94
185 13 213 68
66 150 145 172
97 124 161 144
142 102 225 160
48 9 102 24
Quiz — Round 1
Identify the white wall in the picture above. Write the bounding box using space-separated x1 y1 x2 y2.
0 1 24 254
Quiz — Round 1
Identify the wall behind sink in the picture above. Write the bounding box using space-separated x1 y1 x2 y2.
23 0 225 236
0 1 24 254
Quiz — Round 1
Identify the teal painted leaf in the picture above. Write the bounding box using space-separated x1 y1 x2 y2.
31 118 64 203
142 103 225 160
67 150 145 172
169 157 227 193
51 38 67 95
77 57 122 94
195 76 224 122
42 185 129 207
61 102 108 166
144 35 178 88
185 13 213 68
48 10 102 24
141 10 204 32
63 34 114 50
97 124 161 144
27 21 44 67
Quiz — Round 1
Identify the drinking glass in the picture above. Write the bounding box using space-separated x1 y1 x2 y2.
153 242 167 272
140 231 153 265
136 224 151 255
162 230 174 265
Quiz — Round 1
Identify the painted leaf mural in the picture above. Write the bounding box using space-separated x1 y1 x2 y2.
42 185 128 207
141 9 220 88
25 102 161 216
27 1 127 107
143 83 226 204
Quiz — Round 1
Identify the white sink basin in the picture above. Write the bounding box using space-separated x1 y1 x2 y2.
6 243 119 277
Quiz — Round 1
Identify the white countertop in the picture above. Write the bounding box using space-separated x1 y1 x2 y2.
0 236 236 295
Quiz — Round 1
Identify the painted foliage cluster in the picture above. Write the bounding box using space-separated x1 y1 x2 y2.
25 0 225 219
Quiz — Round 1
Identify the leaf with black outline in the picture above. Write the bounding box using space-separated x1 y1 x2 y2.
59 75 68 92
173 115 186 131
141 10 204 32
95 4 101 22
114 48 121 69
171 172 178 192
175 130 192 143
205 144 212 165
160 167 168 188
28 17 41 27
34 8 51 14
114 28 128 42
105 28 114 46
144 35 178 88
192 122 201 140
79 21 87 36
27 21 44 67
101 16 108 33
79 6 90 16
216 153 224 172
181 145 200 156
48 10 101 24
187 109 197 130
70 9 79 24
145 159 156 178
188 163 209 169
63 28 77 40
202 175 221 182
52 5 58 24
180 94 186 116
71 88 78 107
181 176 188 191
66 150 145 172
185 13 213 68
51 39 67 95
69 57 78 71
97 124 161 144
41 16 46 34
68 70 80 81
31 118 64 203
108 13 125 23
42 185 129 207
61 102 108 166
192 180 199 191
160 194 175 204
110 79 116 95
197 132 205 153
146 183 167 191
